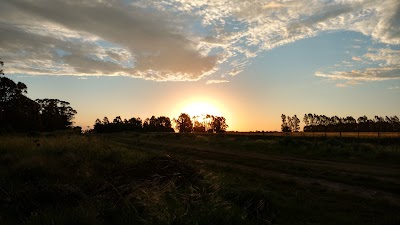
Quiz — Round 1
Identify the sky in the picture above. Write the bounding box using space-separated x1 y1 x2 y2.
1 0 399 131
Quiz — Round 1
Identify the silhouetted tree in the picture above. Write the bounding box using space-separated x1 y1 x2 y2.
192 116 206 133
210 116 228 133
302 113 399 132
36 99 77 131
156 116 174 132
127 117 143 131
281 114 290 132
113 116 123 124
0 59 3 76
175 113 193 133
94 118 105 132
1 60 77 132
103 117 110 125
292 115 300 132
303 114 309 127
93 115 175 133
0 60 40 131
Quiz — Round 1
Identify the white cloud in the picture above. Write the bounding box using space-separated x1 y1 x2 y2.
206 79 229 84
0 0 399 82
318 47 400 84
364 48 400 65
316 66 400 81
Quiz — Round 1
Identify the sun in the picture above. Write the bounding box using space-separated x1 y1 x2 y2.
182 102 221 117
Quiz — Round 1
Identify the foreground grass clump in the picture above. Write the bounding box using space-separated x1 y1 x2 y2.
0 134 277 225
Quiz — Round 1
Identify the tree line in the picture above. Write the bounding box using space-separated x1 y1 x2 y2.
93 113 228 133
0 59 78 132
281 114 301 132
282 113 400 132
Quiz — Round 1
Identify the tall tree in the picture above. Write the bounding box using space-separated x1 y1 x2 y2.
156 116 174 132
0 60 40 131
292 115 300 132
281 114 290 132
192 116 206 133
127 117 143 131
36 99 77 131
211 116 228 133
0 59 3 76
174 113 193 133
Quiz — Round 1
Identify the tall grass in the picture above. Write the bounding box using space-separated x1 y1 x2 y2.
0 134 276 225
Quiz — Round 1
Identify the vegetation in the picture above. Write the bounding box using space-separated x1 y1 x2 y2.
301 113 400 132
0 60 77 132
0 134 278 225
107 132 400 225
94 116 174 133
281 114 300 132
93 113 228 133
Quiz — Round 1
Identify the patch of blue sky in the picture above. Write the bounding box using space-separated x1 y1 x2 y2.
187 18 214 37
55 48 72 57
94 40 121 49
221 17 249 33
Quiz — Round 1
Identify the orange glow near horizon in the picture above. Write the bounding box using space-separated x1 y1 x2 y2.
181 102 221 118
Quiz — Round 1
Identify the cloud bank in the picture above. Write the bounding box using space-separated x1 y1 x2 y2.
0 0 399 81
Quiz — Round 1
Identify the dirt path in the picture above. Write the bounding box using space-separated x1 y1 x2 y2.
110 135 400 206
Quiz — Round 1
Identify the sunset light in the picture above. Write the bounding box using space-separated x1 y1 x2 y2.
182 102 221 118
1 0 400 224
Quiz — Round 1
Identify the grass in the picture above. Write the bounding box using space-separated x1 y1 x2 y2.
1 132 400 224
210 165 400 225
0 133 278 225
107 132 400 225
134 132 400 163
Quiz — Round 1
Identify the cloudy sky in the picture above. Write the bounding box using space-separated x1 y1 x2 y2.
1 0 399 131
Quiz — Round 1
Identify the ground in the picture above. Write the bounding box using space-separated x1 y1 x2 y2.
1 132 399 225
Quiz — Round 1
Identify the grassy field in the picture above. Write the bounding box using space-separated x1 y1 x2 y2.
1 132 400 225
229 131 400 138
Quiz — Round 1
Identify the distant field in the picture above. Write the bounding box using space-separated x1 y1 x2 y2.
230 131 400 138
1 132 400 225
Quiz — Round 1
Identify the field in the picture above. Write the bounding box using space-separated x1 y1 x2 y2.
230 131 400 138
1 132 400 225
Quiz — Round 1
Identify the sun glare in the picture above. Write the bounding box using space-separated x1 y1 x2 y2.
182 102 221 117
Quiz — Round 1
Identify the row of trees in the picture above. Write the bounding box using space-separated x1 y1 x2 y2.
281 113 400 132
175 113 228 133
93 113 228 133
0 60 77 132
94 116 174 133
281 114 301 132
303 114 400 132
